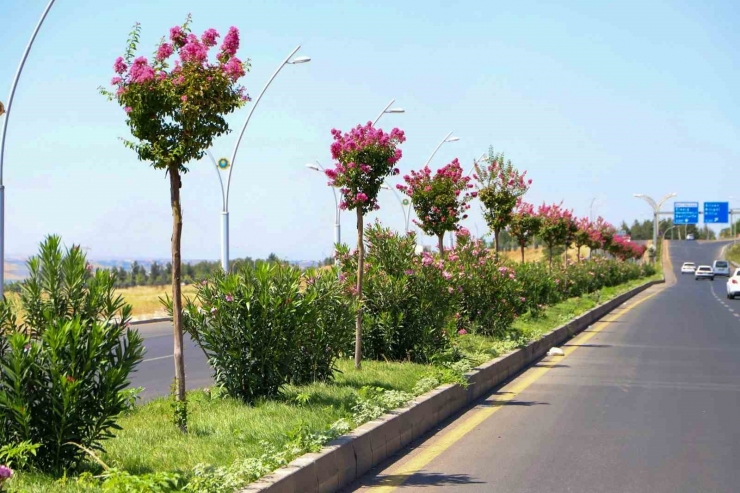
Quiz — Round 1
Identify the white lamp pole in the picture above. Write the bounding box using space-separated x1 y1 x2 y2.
422 131 459 249
208 45 310 271
633 192 677 253
0 0 57 299
381 184 411 232
371 99 405 127
305 161 341 254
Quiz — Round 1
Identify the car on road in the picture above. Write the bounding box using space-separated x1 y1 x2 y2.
727 269 740 299
713 260 731 277
681 262 696 274
695 265 714 281
686 234 695 240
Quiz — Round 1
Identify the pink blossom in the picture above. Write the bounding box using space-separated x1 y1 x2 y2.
169 25 186 47
181 95 188 102
156 42 174 61
356 192 368 203
0 465 13 480
113 56 127 74
201 28 220 47
222 56 245 80
180 36 208 64
124 106 132 114
210 307 218 314
458 329 468 336
110 76 122 86
129 56 155 83
220 26 240 58
225 295 233 302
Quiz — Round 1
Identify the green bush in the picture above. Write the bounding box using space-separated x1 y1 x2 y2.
337 222 452 362
0 236 144 475
182 263 353 403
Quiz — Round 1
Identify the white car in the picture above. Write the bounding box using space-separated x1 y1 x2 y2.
681 262 696 274
695 265 714 281
686 234 695 240
713 260 731 277
727 269 740 299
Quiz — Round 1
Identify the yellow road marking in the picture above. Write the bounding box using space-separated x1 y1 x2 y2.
366 287 663 492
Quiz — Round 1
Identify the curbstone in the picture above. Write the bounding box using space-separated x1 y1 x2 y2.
239 278 662 493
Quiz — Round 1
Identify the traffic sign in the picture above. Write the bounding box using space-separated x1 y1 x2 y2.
704 202 729 223
674 202 699 224
217 158 230 170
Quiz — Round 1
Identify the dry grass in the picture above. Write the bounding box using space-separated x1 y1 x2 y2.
499 245 591 263
117 284 199 317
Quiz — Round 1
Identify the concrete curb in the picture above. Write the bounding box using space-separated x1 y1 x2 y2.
240 278 664 493
130 316 171 326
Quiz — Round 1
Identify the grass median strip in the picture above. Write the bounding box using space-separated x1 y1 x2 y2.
10 276 660 492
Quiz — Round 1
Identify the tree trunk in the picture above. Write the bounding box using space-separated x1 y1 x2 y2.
169 165 187 432
548 246 553 272
354 208 364 370
438 234 445 258
577 245 581 262
494 228 500 260
520 244 525 263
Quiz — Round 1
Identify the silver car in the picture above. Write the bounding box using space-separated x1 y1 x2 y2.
713 260 730 277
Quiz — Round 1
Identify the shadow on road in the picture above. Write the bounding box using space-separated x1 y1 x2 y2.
368 472 484 488
563 343 612 348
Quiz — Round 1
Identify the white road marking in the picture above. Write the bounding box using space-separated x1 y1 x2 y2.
143 355 172 363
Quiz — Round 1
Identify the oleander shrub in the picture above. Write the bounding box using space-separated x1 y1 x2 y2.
0 236 144 475
182 263 353 402
337 222 452 362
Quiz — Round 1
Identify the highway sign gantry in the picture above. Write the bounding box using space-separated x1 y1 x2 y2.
703 202 729 223
674 202 699 225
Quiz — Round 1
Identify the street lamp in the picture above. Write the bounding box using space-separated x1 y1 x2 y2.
0 0 57 299
305 161 341 255
381 184 412 232
371 99 405 127
633 192 677 254
421 131 460 248
208 45 311 271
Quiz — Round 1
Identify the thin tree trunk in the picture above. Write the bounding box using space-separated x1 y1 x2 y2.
577 245 581 262
169 165 186 432
520 244 525 263
494 228 500 260
548 246 553 272
354 208 364 370
438 234 445 258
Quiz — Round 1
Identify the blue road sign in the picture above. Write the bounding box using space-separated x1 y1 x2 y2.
674 202 699 224
704 202 729 223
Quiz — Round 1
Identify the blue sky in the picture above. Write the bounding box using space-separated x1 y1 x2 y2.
1 0 738 260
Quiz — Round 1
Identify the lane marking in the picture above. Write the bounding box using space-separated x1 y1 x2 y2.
143 355 172 363
365 287 663 492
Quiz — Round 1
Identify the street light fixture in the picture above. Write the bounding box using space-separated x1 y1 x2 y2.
371 99 405 127
381 183 412 232
208 45 310 271
633 192 677 254
0 0 57 300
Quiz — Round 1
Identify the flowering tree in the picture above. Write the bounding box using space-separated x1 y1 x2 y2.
508 202 541 263
474 148 531 256
103 17 249 429
325 123 405 369
536 202 576 269
397 158 473 257
573 217 601 261
593 217 615 255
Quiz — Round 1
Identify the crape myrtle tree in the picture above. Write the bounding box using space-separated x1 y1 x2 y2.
324 122 406 369
102 17 249 431
537 202 575 270
508 202 541 263
474 147 531 257
397 158 473 257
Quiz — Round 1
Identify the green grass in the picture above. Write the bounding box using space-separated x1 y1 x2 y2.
9 274 658 492
726 243 740 265
9 360 428 492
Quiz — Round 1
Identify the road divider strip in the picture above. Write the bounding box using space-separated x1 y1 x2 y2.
240 277 665 493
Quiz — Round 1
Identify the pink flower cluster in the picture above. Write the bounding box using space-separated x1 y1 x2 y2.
0 464 12 484
324 123 406 213
396 158 473 239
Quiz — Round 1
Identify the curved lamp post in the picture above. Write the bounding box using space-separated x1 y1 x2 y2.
421 131 459 248
381 184 411 232
208 45 310 271
371 99 404 127
634 192 677 254
305 161 341 254
0 0 57 299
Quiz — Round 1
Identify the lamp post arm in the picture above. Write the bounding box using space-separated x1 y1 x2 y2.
371 99 395 127
207 150 227 211
225 44 302 208
0 0 57 184
423 131 454 168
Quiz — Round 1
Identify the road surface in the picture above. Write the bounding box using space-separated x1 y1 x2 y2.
346 240 740 493
129 321 211 400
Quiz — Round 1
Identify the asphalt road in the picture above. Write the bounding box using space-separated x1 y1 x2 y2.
347 240 740 493
129 321 212 400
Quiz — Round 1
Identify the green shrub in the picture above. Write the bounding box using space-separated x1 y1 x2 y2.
0 236 144 474
182 263 353 403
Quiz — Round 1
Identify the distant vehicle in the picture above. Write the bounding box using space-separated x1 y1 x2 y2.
686 234 695 240
681 262 696 274
713 260 730 277
727 269 740 299
695 265 714 281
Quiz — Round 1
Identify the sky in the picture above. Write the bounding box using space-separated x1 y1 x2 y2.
1 0 738 261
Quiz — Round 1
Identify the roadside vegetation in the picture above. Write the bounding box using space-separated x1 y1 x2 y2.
726 243 740 266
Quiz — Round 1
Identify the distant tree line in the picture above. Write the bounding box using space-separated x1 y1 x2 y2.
105 253 285 288
620 218 717 241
